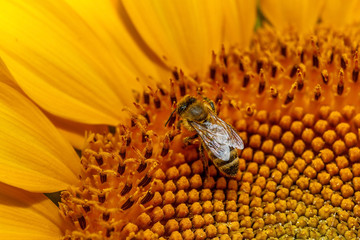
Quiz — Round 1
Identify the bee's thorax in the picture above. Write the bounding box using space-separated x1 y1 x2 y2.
186 103 208 122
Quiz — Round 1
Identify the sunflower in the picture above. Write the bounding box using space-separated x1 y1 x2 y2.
1 0 360 239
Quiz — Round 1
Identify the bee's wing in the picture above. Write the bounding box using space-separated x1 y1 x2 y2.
190 120 231 161
208 111 244 150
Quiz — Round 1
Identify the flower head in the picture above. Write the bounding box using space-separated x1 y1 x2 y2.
1 0 360 239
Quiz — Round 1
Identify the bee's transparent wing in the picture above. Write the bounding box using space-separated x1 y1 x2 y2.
190 120 231 161
208 111 244 150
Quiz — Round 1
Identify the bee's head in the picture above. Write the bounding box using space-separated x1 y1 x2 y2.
178 95 209 122
164 95 197 127
177 95 196 115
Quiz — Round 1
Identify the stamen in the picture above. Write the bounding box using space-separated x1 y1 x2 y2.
243 73 250 87
168 125 180 141
246 105 254 116
270 86 278 98
222 72 229 84
329 49 334 64
179 70 186 96
256 60 263 74
215 87 223 104
137 162 147 173
121 198 134 210
220 45 227 67
120 183 132 196
140 191 155 204
313 54 319 68
353 52 359 82
258 69 265 94
126 136 131 146
314 84 321 100
82 205 90 213
78 216 86 230
133 102 150 123
106 228 115 238
130 118 136 127
102 212 110 221
98 193 106 203
144 139 153 159
239 60 244 72
222 62 229 84
170 79 177 104
271 64 277 78
290 65 298 78
172 68 179 80
165 106 176 128
143 90 150 104
154 94 161 108
337 69 344 95
141 132 148 143
341 54 347 70
119 145 126 159
161 134 170 157
353 67 359 82
297 46 304 63
284 83 297 105
100 173 107 184
311 37 319 68
210 51 216 80
296 69 304 90
157 84 167 96
95 155 103 166
321 70 329 84
138 174 152 187
117 164 125 175
281 45 287 57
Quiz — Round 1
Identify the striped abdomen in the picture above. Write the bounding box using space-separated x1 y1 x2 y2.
208 146 239 177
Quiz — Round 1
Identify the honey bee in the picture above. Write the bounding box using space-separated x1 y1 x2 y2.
165 95 244 177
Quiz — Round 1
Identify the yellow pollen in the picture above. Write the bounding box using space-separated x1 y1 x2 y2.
59 23 360 239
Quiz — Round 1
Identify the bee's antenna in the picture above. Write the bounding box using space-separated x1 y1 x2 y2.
164 108 176 127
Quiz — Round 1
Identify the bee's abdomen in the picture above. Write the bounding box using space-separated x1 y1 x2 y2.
210 147 239 177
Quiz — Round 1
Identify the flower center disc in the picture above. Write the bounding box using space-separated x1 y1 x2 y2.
60 25 360 239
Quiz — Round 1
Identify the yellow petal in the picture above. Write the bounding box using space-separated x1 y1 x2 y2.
321 0 360 27
260 0 325 33
63 0 169 87
48 113 108 149
0 57 22 91
0 1 164 125
0 81 81 192
120 0 223 75
222 0 257 49
0 182 67 239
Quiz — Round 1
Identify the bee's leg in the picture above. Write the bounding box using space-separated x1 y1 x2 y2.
199 144 210 178
183 133 198 146
176 119 183 130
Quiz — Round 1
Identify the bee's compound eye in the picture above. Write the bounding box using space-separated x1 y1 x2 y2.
210 101 215 111
178 105 187 114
